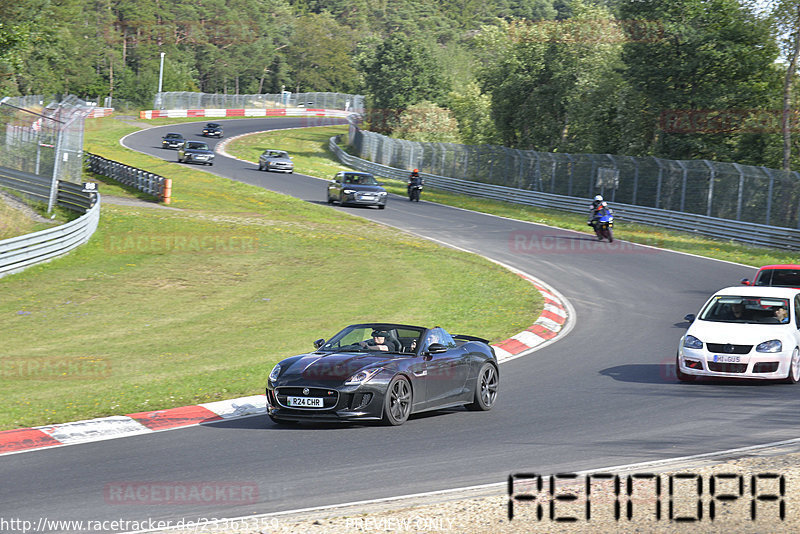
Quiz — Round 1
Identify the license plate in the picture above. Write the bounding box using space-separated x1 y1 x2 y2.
359 194 375 200
195 155 208 160
713 355 741 363
287 396 323 408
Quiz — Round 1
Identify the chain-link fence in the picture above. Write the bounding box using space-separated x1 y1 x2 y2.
349 125 800 229
155 91 365 113
0 95 91 191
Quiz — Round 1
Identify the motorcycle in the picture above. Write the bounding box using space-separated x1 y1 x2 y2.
589 211 614 242
408 182 423 202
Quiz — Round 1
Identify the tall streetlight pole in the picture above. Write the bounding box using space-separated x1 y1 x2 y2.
156 52 165 109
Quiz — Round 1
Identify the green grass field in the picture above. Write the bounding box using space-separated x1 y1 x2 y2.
0 117 543 431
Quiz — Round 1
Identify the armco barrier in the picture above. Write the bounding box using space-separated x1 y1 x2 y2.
85 153 171 203
329 136 800 250
0 168 100 278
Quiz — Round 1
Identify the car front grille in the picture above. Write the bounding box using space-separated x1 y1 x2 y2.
707 362 748 373
275 387 338 410
753 362 779 373
706 343 752 355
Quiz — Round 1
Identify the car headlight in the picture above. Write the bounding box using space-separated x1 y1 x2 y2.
269 364 282 382
344 368 381 385
756 339 782 353
683 335 703 349
378 192 387 196
343 189 356 194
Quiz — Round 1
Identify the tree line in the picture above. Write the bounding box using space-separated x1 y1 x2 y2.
1 0 798 169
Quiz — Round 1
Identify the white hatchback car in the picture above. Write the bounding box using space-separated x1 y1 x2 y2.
677 286 800 382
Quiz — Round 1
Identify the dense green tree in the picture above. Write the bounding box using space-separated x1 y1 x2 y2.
475 1 625 153
618 0 781 161
360 33 449 133
392 100 461 142
284 12 359 92
447 81 499 144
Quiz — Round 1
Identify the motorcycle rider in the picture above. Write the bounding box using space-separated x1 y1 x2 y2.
407 169 423 200
588 195 614 240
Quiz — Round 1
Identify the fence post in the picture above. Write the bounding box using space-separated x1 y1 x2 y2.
703 160 715 217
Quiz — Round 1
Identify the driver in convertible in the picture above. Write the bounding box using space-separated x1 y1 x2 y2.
359 330 399 351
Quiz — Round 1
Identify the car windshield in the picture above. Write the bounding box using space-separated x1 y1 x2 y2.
319 325 423 354
207 123 220 128
343 174 377 185
166 134 182 139
699 296 790 324
187 142 209 150
755 269 800 288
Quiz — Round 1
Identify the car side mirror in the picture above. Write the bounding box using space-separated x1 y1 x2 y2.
426 343 448 355
740 278 750 285
684 314 695 323
313 338 325 349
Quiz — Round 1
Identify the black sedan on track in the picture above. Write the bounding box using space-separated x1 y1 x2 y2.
161 132 185 149
266 323 499 426
327 171 388 209
177 141 215 166
202 122 223 138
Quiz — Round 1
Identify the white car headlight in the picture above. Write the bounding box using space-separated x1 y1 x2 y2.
683 335 703 349
756 339 782 353
344 368 381 385
343 189 356 194
269 364 282 382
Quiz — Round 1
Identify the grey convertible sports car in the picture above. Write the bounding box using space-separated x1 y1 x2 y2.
266 323 499 426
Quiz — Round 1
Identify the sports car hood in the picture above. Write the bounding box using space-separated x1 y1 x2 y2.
688 320 790 345
281 352 398 383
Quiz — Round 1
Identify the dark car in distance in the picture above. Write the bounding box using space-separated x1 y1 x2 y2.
202 123 223 138
177 141 215 166
161 132 185 149
266 323 499 426
258 149 294 173
327 171 387 209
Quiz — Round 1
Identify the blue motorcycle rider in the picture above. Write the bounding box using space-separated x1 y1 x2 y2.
588 195 614 241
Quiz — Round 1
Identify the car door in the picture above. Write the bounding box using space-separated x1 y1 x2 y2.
420 328 470 407
328 174 343 201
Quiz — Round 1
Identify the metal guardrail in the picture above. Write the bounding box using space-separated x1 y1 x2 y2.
330 136 800 251
85 153 170 202
0 174 100 278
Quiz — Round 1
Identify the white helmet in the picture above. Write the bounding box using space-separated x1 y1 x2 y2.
594 195 603 202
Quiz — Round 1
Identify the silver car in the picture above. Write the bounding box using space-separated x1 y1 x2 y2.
258 150 294 173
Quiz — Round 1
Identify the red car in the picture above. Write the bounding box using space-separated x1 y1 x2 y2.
741 265 800 289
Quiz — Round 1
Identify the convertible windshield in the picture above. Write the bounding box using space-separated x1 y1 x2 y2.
319 325 423 354
699 296 790 324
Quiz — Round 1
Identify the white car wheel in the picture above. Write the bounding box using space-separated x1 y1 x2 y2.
784 348 800 384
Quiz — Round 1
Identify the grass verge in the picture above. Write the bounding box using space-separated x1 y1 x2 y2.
0 116 543 431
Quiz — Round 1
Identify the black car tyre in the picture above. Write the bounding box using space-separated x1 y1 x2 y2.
382 376 412 426
675 354 696 382
378 204 386 210
269 414 298 426
466 362 499 411
782 348 800 384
